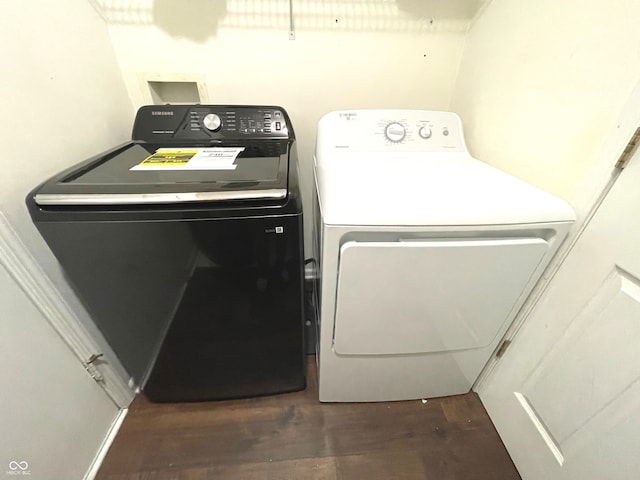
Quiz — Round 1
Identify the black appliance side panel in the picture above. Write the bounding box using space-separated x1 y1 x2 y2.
143 213 305 401
33 208 305 400
34 219 196 383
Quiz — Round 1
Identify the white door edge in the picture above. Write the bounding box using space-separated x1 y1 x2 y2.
473 221 581 390
474 78 640 392
84 407 128 480
0 211 134 408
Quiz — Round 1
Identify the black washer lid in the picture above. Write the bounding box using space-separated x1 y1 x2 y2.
34 141 289 206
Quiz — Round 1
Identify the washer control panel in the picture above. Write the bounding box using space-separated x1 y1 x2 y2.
132 105 292 142
317 109 466 153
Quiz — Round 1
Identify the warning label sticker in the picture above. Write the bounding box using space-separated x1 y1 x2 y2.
130 147 244 171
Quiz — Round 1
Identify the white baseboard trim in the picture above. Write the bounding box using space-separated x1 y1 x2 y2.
85 408 129 480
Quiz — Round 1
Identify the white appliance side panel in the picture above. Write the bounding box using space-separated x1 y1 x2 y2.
333 238 549 355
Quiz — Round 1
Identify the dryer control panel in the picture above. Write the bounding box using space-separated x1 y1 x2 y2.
132 105 293 143
316 109 466 154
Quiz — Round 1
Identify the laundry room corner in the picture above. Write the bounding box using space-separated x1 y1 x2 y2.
444 0 640 386
450 0 640 222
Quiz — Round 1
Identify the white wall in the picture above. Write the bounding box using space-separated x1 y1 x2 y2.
105 0 478 249
450 0 640 219
1 0 133 475
0 0 134 374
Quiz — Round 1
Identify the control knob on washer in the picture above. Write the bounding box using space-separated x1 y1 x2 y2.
385 122 406 143
203 113 222 131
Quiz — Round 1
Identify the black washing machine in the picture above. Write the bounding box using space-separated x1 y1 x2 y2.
27 105 306 402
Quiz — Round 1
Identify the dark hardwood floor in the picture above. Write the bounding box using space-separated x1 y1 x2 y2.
96 359 520 480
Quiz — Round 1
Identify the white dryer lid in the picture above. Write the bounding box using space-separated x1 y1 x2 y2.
314 154 576 226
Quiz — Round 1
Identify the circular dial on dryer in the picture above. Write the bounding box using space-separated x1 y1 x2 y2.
385 122 406 142
418 126 432 139
203 113 222 131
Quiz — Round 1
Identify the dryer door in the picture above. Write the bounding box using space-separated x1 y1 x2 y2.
333 237 548 355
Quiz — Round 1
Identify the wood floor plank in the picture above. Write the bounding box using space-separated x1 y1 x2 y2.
98 458 339 480
336 451 428 480
97 359 520 480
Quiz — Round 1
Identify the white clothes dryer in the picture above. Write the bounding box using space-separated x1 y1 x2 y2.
312 109 575 402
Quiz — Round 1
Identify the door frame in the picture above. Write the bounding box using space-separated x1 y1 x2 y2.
0 211 134 408
475 78 640 390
